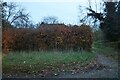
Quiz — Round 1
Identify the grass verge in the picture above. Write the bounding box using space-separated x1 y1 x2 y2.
3 51 96 76
92 41 118 61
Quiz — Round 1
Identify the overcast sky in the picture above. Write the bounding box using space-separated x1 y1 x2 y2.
4 0 102 25
19 2 85 25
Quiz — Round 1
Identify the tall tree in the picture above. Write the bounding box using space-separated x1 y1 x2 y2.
81 0 120 42
100 1 119 41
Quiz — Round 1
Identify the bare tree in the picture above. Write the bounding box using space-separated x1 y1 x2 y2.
81 0 120 41
42 16 58 24
79 0 104 30
2 2 30 28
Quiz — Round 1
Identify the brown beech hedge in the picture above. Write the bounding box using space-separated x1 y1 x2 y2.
2 24 93 53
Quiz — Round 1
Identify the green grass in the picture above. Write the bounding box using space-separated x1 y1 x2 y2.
92 41 118 61
3 51 96 74
3 41 118 75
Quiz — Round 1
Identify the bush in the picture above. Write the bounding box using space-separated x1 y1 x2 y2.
2 24 93 53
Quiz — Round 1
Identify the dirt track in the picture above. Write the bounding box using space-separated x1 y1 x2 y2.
53 54 118 78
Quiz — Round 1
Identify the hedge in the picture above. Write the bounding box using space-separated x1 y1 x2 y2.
2 24 93 53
